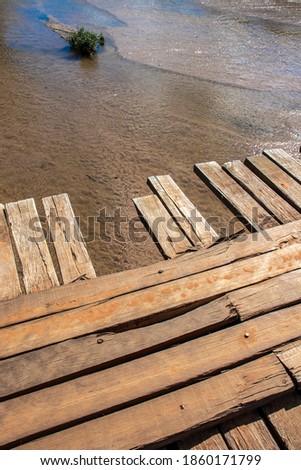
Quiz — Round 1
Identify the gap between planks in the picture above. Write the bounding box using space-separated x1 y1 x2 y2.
2 218 301 330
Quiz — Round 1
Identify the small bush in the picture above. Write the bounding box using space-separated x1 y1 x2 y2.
68 27 105 55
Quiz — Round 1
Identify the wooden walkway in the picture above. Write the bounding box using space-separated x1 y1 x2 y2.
1 149 301 450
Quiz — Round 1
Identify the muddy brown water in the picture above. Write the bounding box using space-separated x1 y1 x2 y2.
0 0 301 275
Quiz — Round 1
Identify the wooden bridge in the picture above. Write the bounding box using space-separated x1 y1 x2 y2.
1 149 301 450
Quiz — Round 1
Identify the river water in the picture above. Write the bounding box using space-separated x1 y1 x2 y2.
0 0 301 274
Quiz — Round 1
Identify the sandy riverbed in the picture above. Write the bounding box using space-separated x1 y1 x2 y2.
0 0 300 275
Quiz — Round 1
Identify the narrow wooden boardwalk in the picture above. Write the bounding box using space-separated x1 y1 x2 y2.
1 149 301 450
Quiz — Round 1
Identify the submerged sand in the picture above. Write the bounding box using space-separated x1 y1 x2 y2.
0 0 301 275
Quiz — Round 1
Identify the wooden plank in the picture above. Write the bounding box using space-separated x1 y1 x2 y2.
148 176 201 247
274 339 301 387
133 194 194 258
229 268 301 322
0 295 237 399
0 204 21 300
178 428 228 450
148 175 217 247
262 393 301 449
2 303 301 446
3 267 301 399
194 161 277 231
15 355 293 450
263 148 301 184
1 240 301 359
1 218 301 330
5 199 59 293
245 155 301 212
44 16 75 40
42 194 96 283
220 411 279 450
223 160 300 224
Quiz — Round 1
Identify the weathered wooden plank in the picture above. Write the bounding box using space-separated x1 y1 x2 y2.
43 194 96 284
220 411 279 450
178 428 228 450
5 199 59 293
1 241 301 359
274 339 301 387
263 149 301 184
262 393 301 450
148 175 217 247
133 194 194 258
245 155 301 212
3 267 301 399
0 295 237 399
0 204 21 300
44 16 75 40
194 161 277 231
2 303 301 446
229 268 301 322
223 160 300 224
1 218 301 330
15 355 293 450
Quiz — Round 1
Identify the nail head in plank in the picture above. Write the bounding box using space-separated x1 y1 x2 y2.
42 194 96 284
2 302 301 445
220 411 279 450
178 427 228 450
16 355 293 450
2 240 301 358
3 266 301 398
263 149 301 184
262 393 301 450
133 194 193 258
1 217 301 329
274 339 301 387
5 199 59 293
0 294 237 399
0 204 21 300
245 155 301 212
194 161 277 231
223 160 300 224
148 175 217 247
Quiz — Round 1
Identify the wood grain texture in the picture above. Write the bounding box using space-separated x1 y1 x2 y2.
2 218 301 329
15 355 293 450
148 175 217 247
262 393 301 449
274 340 301 387
246 155 301 212
0 295 237 399
2 240 301 359
133 194 193 258
229 268 301 322
263 149 301 184
221 411 279 450
5 199 59 293
2 303 301 446
0 204 21 301
194 161 277 230
43 194 96 283
2 268 301 399
178 428 228 450
223 160 300 224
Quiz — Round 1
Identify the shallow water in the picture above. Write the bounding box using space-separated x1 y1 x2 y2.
0 0 301 275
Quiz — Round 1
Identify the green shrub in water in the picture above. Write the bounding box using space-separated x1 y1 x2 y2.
68 27 105 55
